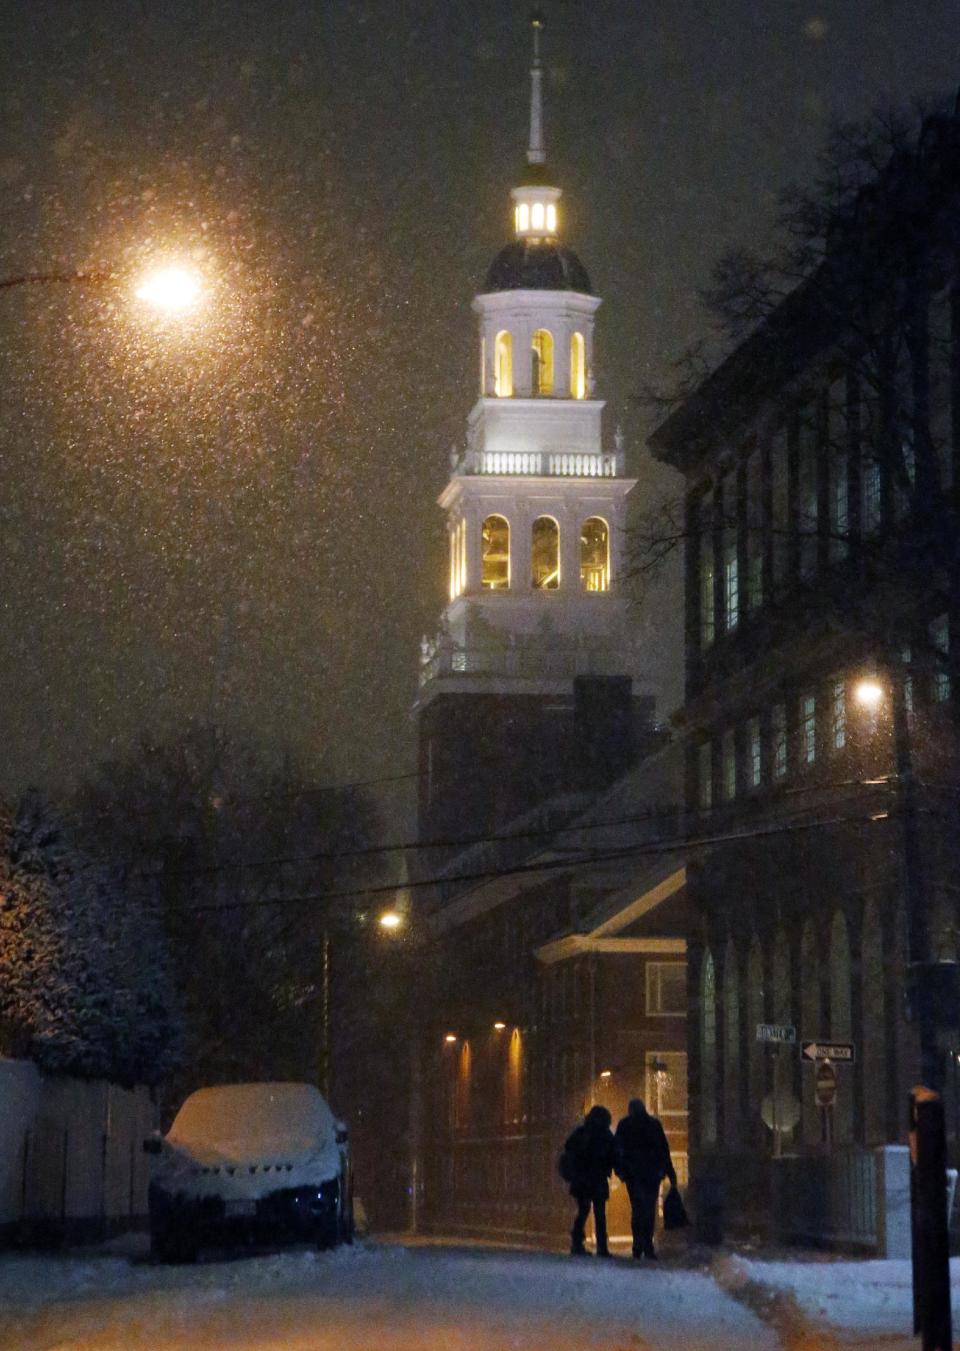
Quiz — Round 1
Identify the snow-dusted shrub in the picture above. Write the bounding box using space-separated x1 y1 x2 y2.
0 792 182 1085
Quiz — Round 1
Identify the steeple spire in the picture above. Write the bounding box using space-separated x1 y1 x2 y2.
527 10 546 166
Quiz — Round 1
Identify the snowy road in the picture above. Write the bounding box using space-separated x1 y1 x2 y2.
0 1238 777 1351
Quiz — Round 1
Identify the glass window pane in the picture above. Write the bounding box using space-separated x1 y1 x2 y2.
531 516 559 589
580 516 609 591
481 515 510 589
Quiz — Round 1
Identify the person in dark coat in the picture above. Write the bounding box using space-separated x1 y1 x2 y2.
564 1104 615 1256
614 1097 677 1259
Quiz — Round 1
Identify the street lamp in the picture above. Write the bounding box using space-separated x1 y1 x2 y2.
378 910 403 931
854 678 884 712
134 265 203 313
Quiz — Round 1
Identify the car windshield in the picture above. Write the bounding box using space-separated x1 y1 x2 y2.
168 1083 335 1155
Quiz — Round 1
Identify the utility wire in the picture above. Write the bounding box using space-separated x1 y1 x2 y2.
184 802 895 916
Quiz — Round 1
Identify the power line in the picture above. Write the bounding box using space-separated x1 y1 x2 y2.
183 801 895 917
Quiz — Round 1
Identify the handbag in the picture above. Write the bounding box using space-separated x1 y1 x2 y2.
662 1183 689 1230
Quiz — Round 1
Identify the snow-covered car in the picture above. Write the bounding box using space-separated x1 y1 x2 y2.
145 1081 352 1262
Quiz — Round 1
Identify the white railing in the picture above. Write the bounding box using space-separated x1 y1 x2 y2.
419 639 629 687
477 451 618 478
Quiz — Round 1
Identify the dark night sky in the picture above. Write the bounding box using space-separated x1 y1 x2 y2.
1 0 959 820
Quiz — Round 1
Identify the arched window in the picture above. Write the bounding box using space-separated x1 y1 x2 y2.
800 922 819 1144
747 938 765 1129
517 203 530 232
570 331 586 399
830 911 853 1143
494 330 513 398
531 328 554 395
700 949 718 1146
531 201 545 230
546 203 557 233
723 939 740 1146
580 517 609 591
531 516 559 589
861 901 886 1144
481 515 510 589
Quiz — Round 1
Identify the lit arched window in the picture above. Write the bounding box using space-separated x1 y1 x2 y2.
494 331 513 398
481 514 510 589
531 516 559 589
531 201 545 230
570 331 586 399
546 203 557 233
580 517 609 591
531 328 554 395
700 949 718 1146
518 203 530 232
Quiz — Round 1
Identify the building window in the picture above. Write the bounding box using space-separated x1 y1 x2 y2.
481 514 510 589
546 202 557 232
722 472 738 631
516 203 530 232
494 330 513 398
532 328 554 395
698 741 713 812
772 703 787 780
699 494 715 649
531 516 559 589
831 678 846 750
862 456 881 533
570 332 586 399
797 406 819 579
931 614 951 702
771 426 789 586
580 516 609 591
646 962 686 1016
800 693 816 765
531 201 545 230
747 716 762 788
745 449 763 611
721 728 736 801
646 1051 688 1124
700 951 718 1147
828 378 849 561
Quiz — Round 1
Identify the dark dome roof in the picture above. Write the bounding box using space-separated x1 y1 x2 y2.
483 240 592 295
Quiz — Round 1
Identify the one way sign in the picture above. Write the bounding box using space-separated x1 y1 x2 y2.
801 1041 855 1063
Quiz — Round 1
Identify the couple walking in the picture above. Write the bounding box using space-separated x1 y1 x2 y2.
563 1098 676 1259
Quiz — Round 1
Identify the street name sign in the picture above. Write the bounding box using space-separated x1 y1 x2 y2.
756 1023 796 1043
801 1041 855 1063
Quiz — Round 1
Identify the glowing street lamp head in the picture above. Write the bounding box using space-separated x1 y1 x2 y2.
444 1033 458 1044
378 910 402 931
135 265 202 313
855 679 884 712
493 1021 506 1031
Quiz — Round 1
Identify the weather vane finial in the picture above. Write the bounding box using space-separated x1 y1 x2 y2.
527 9 546 166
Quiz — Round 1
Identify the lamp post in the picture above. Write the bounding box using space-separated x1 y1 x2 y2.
855 669 952 1351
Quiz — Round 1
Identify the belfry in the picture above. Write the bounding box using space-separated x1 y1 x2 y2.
416 13 652 844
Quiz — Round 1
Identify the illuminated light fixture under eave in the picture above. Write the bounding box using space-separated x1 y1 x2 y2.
599 1070 612 1079
493 1022 507 1031
854 679 884 711
444 1034 458 1044
135 265 202 313
378 911 402 931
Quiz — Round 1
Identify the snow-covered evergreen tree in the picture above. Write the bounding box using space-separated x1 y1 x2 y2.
0 791 182 1084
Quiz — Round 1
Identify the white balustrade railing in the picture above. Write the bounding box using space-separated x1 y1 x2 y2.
477 450 618 478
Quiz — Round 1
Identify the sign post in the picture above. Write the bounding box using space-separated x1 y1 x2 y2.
815 1060 837 1148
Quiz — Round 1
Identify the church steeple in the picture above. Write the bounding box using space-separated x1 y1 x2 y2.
512 11 560 241
527 10 546 167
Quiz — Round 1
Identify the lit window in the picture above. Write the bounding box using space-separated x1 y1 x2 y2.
721 728 736 801
831 678 846 750
494 330 513 398
481 515 510 589
580 517 609 591
698 741 713 812
931 614 951 702
747 716 761 788
723 472 738 631
531 516 559 589
570 332 586 400
546 203 557 232
800 693 816 765
518 203 530 232
699 496 715 650
531 328 554 395
772 703 787 780
531 201 545 230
